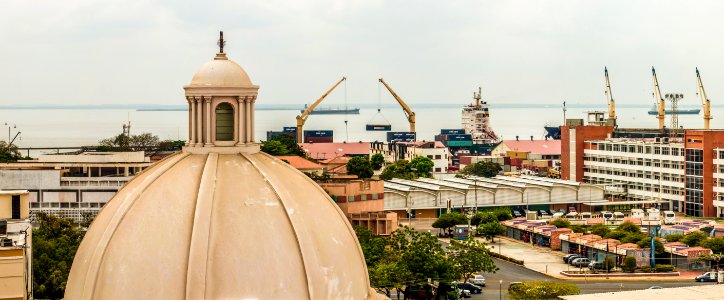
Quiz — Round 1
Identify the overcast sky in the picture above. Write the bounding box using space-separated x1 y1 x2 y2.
1 0 723 107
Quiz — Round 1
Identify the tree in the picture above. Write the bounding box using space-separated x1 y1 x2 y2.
347 156 374 179
508 281 580 300
590 224 611 237
460 161 502 178
665 233 684 243
260 140 288 156
432 212 468 232
637 237 665 255
157 140 186 151
379 160 417 180
616 221 642 234
370 153 385 170
700 237 724 254
410 156 434 177
470 212 497 226
33 212 85 299
603 256 616 272
623 255 637 273
354 226 387 267
269 134 306 157
448 239 498 283
493 208 513 221
477 222 506 242
682 231 708 247
129 132 160 150
0 140 21 162
98 132 162 151
605 230 627 240
549 218 571 228
569 225 586 233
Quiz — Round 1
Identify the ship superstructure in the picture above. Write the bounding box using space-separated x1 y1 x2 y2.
462 87 499 144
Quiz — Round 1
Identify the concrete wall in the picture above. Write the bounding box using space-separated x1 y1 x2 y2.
337 199 385 215
0 170 61 190
0 193 30 220
80 191 116 203
42 191 77 203
38 151 147 163
0 255 25 300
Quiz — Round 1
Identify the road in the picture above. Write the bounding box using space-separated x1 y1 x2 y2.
468 258 715 300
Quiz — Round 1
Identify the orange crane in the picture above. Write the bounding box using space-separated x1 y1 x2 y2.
604 67 616 127
696 68 712 129
652 67 666 129
295 77 346 142
378 78 416 132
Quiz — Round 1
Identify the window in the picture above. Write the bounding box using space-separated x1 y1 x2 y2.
215 103 234 141
435 167 442 172
435 155 442 159
11 195 20 219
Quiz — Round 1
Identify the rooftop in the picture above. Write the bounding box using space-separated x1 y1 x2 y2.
501 140 561 155
275 155 324 170
300 142 370 160
560 284 724 300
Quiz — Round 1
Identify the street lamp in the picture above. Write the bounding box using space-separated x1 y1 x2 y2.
499 280 503 300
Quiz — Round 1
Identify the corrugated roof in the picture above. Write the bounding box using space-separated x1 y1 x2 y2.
300 142 370 160
501 140 561 155
275 156 324 170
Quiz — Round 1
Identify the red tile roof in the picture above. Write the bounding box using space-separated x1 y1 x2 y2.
275 156 324 170
501 140 561 155
300 142 370 160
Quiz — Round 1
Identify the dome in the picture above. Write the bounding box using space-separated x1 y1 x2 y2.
65 151 381 299
188 53 254 87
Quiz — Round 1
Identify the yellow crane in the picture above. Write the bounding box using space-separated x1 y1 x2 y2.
652 67 666 129
295 77 346 143
378 78 416 132
696 68 712 129
604 67 616 127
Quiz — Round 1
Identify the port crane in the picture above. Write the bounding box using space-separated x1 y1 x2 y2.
696 68 712 129
378 78 416 132
295 77 346 143
652 67 666 129
604 67 616 127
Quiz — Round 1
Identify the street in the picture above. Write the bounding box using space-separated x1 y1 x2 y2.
467 258 716 300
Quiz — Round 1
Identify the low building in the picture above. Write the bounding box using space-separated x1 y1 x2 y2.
370 141 450 176
0 190 32 300
275 155 325 175
316 179 397 235
0 151 153 222
300 142 370 160
491 139 562 160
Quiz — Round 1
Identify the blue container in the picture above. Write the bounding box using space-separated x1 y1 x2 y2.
283 127 297 133
387 132 416 142
446 134 473 141
303 130 334 137
366 124 392 131
441 129 466 135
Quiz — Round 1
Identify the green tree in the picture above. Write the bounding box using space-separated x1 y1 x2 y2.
665 233 684 243
620 232 646 244
370 153 385 170
270 134 306 157
605 230 627 240
410 156 434 177
0 140 21 162
33 212 85 299
493 208 513 221
157 140 186 151
354 226 387 267
590 224 611 237
470 212 497 226
637 237 665 255
616 221 641 234
549 218 571 228
477 222 506 242
432 212 468 232
346 156 374 179
569 225 586 233
460 161 502 178
379 160 417 180
603 256 616 272
700 237 724 254
508 281 580 300
98 132 162 151
623 255 637 273
260 140 288 156
448 239 498 283
682 231 708 247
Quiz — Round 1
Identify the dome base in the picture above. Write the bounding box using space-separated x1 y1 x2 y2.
182 144 260 154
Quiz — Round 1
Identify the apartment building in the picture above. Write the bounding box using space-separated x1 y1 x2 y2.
0 190 32 300
370 141 450 176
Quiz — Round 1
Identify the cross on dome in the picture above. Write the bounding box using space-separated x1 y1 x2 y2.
217 31 225 54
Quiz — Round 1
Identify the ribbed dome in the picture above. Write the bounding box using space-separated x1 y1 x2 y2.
65 151 380 299
188 53 253 87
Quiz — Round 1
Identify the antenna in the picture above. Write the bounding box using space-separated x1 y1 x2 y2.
217 31 226 53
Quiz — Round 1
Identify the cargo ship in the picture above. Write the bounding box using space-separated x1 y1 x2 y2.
461 87 500 155
647 104 700 115
301 104 360 115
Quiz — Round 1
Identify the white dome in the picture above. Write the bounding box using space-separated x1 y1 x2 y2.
188 53 253 87
65 151 381 299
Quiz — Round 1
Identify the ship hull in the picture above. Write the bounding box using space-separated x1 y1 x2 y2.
301 108 360 115
647 109 700 115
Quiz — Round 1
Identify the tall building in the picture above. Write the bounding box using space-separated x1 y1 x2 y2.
65 33 384 299
0 190 32 300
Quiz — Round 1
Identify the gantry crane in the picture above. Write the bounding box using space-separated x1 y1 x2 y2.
378 78 416 132
652 67 666 129
696 68 712 129
295 77 346 142
604 67 616 127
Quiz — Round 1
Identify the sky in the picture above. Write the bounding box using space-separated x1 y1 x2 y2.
1 0 723 107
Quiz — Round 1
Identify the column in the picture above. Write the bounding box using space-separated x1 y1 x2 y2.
250 97 255 142
245 99 252 144
205 98 212 146
188 97 196 145
236 96 246 146
196 97 203 146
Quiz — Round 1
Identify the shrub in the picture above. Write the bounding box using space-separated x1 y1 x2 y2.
654 264 674 272
494 209 513 221
616 221 642 234
623 255 637 273
508 281 580 300
665 233 684 243
590 224 611 237
549 218 570 228
682 231 708 247
603 256 616 271
570 225 585 233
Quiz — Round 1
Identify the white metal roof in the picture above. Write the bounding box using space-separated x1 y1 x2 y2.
560 284 724 300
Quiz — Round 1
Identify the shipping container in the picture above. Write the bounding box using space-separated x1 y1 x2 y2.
283 127 297 133
441 129 466 135
304 136 334 143
366 124 392 131
303 130 334 137
387 132 416 142
446 140 473 147
445 134 473 141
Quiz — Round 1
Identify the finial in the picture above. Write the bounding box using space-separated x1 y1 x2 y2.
217 31 226 54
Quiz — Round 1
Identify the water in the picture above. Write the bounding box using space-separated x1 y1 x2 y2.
0 105 720 156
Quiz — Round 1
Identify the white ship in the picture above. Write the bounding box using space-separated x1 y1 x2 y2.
462 87 500 145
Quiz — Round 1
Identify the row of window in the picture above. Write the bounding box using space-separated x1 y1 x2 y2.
590 143 684 156
584 155 684 169
583 166 685 183
30 202 107 208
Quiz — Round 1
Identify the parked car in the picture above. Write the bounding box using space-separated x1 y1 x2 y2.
571 258 591 267
471 274 486 286
588 261 604 270
539 210 549 217
695 272 718 282
562 254 578 263
460 289 471 298
455 282 482 294
564 254 581 264
512 210 522 218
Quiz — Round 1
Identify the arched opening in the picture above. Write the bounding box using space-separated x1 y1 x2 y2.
215 102 234 141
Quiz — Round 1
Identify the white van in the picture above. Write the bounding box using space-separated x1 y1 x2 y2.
601 211 614 220
565 212 578 219
613 212 625 220
552 212 565 219
664 211 676 225
580 212 592 220
647 208 660 221
631 209 645 219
